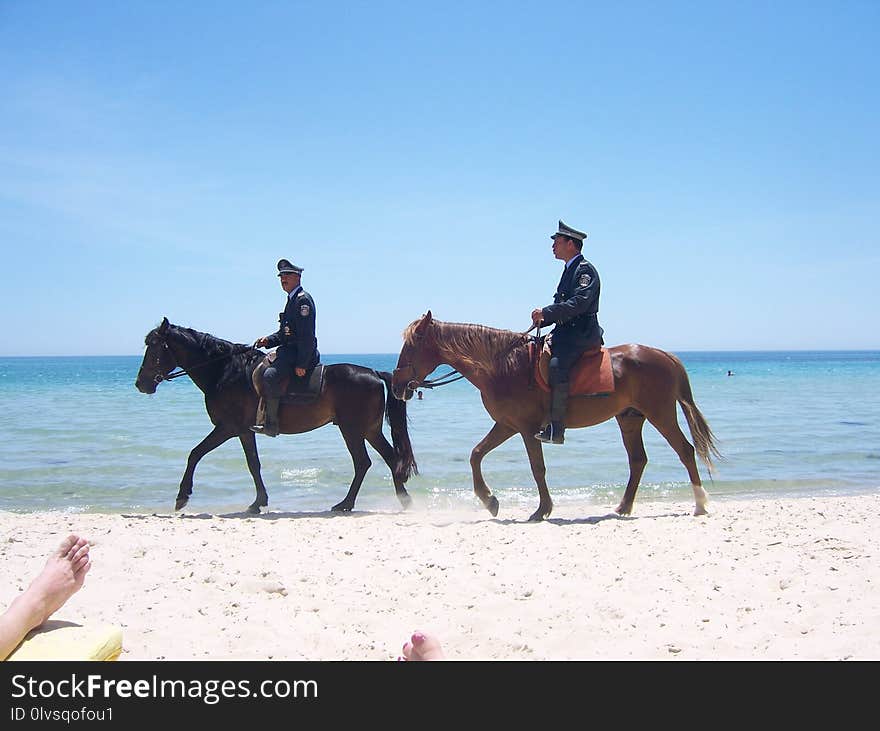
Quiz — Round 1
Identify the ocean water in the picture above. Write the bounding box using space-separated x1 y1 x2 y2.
0 351 878 516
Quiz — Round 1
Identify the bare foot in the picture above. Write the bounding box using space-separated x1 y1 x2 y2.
26 535 92 624
1 534 91 659
401 631 446 661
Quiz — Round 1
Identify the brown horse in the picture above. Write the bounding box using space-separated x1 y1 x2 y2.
391 312 720 522
135 318 417 514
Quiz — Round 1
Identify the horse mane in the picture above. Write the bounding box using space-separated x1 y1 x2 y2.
163 323 264 391
402 319 528 379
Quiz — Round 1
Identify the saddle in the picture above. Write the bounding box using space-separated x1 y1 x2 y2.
530 337 615 396
252 353 325 404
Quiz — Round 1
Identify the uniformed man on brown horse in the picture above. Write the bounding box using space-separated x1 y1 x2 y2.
530 220 603 445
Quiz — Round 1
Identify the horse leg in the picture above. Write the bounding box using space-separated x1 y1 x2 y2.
238 431 269 514
645 409 709 516
614 411 648 515
331 426 372 513
176 425 235 511
470 422 516 517
366 430 412 510
521 432 553 522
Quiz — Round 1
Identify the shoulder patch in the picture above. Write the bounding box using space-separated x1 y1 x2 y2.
578 273 592 287
300 304 310 317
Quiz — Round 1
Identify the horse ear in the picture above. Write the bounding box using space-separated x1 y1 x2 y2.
415 311 432 335
160 317 169 332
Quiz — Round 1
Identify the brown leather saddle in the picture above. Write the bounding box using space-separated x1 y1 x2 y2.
530 337 615 396
252 352 325 404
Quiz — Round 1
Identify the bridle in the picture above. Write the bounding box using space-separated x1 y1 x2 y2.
395 335 436 392
148 341 181 384
402 360 466 391
398 323 540 392
397 331 467 391
148 336 249 384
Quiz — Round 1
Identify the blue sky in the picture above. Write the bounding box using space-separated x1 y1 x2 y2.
1 1 877 355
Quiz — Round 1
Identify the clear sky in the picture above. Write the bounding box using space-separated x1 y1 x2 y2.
1 1 877 355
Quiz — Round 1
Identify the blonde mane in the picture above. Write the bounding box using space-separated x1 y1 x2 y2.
402 319 528 378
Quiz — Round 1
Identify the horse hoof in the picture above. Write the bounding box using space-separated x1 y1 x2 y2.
175 497 189 511
398 492 413 510
528 505 551 522
331 503 353 512
487 496 499 517
247 504 262 515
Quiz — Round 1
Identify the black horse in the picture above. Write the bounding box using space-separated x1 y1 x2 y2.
135 318 417 514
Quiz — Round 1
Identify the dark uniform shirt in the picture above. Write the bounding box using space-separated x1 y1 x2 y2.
541 253 603 353
264 286 320 370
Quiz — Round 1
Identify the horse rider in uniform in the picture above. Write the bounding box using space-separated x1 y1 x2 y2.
530 220 603 445
251 259 320 437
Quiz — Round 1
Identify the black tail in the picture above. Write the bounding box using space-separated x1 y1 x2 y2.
378 371 418 482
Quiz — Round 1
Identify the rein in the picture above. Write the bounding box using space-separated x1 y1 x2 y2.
417 369 466 389
155 343 251 384
413 323 540 391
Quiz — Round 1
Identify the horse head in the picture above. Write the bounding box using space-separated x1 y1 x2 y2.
135 317 177 394
392 310 441 400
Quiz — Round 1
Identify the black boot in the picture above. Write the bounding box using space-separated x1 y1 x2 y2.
251 397 280 437
535 383 569 445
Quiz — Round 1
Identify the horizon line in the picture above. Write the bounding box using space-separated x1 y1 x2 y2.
2 348 880 359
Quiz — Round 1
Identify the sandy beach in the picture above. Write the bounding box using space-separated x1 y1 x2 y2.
2 494 878 661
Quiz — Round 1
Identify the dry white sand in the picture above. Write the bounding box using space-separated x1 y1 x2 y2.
2 494 878 660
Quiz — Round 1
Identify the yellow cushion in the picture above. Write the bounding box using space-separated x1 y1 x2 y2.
7 621 123 661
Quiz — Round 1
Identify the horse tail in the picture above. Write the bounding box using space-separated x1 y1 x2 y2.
377 371 419 482
669 354 722 473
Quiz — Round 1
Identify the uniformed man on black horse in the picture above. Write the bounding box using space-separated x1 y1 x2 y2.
531 220 603 445
251 259 320 437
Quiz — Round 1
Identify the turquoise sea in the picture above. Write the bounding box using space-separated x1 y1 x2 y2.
1 351 878 515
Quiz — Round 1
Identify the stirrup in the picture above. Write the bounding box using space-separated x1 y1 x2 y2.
250 424 279 438
535 423 565 445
